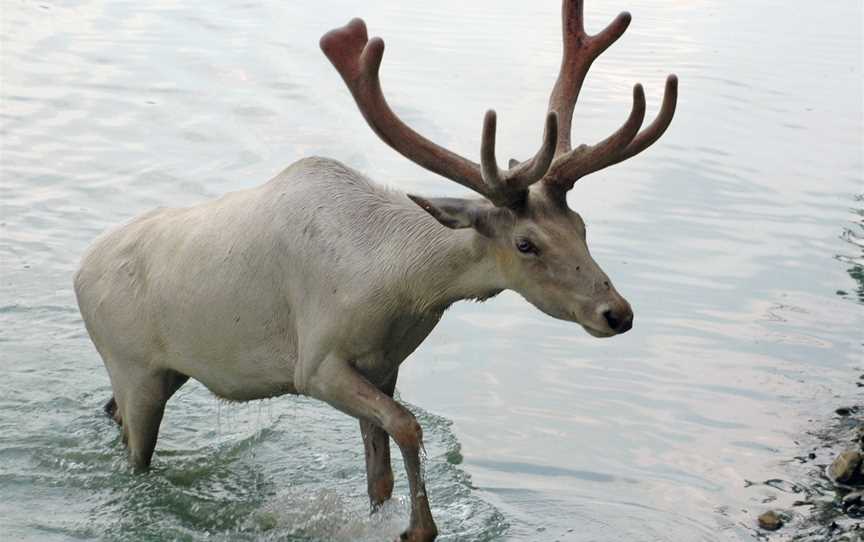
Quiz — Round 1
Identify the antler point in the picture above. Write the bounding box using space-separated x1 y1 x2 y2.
368 36 385 50
347 17 367 35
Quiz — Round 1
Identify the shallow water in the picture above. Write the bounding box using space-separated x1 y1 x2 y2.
1 0 862 540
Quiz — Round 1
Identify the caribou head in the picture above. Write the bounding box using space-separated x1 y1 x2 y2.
321 0 678 338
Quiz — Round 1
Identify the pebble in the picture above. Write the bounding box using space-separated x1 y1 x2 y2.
758 510 783 531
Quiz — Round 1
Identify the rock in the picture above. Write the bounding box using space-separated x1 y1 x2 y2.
829 451 863 484
843 491 864 507
758 510 783 531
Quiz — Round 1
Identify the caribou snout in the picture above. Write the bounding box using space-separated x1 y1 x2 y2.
597 301 633 335
580 295 632 338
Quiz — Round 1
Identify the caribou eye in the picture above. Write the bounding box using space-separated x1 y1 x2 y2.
515 239 538 255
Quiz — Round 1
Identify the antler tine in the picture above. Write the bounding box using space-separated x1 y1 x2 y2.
481 111 558 206
548 1 631 154
541 2 679 193
547 83 645 189
321 18 559 208
320 18 492 199
507 112 559 189
609 74 678 166
546 75 679 190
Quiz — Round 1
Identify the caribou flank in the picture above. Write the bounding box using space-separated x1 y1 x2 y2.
74 1 677 540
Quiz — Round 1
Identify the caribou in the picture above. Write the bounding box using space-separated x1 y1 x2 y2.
74 1 677 539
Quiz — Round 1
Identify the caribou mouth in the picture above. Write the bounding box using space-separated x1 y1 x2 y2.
581 324 617 338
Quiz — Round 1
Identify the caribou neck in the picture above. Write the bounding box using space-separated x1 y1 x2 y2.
400 218 504 314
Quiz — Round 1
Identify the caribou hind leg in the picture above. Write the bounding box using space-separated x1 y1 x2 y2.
105 364 188 471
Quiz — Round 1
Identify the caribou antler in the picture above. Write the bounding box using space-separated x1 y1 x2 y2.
320 18 558 208
542 0 678 192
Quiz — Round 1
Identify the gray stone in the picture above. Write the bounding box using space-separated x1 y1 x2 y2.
757 510 783 531
829 451 862 484
842 491 864 506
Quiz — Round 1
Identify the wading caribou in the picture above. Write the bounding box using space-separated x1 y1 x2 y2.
74 1 677 539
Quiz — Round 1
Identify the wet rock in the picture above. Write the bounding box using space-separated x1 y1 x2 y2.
758 510 783 531
842 495 864 523
843 491 864 507
829 451 863 484
781 404 864 540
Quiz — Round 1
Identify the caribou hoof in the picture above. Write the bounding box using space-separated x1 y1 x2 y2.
398 526 438 542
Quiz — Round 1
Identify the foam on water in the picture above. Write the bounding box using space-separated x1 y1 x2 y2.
1 381 505 541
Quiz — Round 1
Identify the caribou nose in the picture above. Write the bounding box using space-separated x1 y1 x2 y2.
602 308 633 334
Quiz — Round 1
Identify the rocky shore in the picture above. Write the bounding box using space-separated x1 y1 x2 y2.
757 402 864 541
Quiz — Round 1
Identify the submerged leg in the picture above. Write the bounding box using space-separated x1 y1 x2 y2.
305 356 437 541
360 371 397 509
115 369 188 471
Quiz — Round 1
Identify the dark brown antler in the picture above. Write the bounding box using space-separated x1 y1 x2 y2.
543 0 678 192
320 18 558 208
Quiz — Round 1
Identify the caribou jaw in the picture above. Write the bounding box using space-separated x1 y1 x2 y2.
581 323 617 338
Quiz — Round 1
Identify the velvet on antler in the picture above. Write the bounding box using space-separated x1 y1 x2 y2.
320 18 558 208
542 0 678 192
321 1 678 203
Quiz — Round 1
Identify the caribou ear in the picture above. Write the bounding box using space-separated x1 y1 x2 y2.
407 195 495 232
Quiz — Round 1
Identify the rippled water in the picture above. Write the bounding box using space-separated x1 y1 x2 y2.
1 0 862 540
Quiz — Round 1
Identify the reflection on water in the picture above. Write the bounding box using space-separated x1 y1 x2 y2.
1 0 862 541
838 194 864 303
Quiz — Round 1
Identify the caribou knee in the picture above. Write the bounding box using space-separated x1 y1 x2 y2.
389 411 423 451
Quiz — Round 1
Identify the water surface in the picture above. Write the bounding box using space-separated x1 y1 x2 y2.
1 0 862 540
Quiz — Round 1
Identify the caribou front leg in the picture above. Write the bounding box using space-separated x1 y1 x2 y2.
304 356 437 541
360 370 397 510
